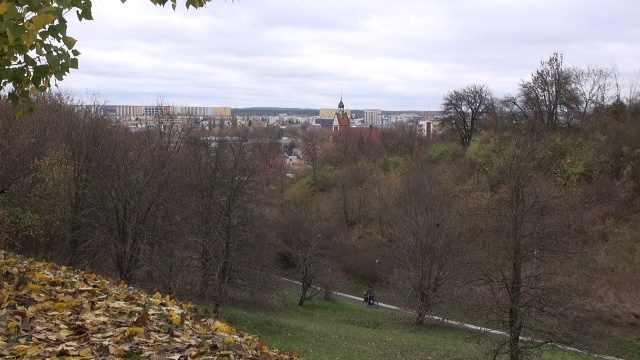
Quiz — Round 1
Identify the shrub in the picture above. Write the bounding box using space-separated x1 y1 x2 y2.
375 155 409 173
466 133 498 169
427 140 463 163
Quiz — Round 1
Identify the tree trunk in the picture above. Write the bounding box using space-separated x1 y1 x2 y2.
198 243 212 299
213 227 232 312
298 262 311 306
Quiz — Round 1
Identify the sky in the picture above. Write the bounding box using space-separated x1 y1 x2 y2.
60 0 640 111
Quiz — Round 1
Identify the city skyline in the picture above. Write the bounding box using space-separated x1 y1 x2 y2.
60 0 640 111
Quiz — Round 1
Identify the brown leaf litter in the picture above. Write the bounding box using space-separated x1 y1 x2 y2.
0 250 302 359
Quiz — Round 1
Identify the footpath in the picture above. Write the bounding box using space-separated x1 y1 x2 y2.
278 277 625 360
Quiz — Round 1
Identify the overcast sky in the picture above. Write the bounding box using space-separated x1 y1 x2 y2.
61 0 640 111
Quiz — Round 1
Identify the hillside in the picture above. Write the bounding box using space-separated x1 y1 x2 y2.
0 250 301 359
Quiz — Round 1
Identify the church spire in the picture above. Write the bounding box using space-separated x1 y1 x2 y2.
338 93 344 117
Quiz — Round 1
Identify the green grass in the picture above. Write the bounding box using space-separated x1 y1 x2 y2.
218 294 599 360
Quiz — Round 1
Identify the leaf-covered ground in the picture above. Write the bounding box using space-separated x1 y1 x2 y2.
0 251 302 359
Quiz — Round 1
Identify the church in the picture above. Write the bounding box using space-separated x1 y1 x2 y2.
328 97 380 154
332 97 350 132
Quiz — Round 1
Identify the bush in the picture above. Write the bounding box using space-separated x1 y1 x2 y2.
427 140 463 163
375 155 409 173
466 133 498 169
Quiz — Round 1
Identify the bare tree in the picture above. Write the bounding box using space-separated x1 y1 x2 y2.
573 66 614 122
300 127 330 186
441 84 493 147
60 103 112 267
518 53 580 129
379 121 424 156
337 163 370 227
275 206 337 306
472 140 583 360
388 163 458 325
186 128 277 311
92 124 184 283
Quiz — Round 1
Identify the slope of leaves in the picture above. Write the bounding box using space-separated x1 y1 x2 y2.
0 250 301 359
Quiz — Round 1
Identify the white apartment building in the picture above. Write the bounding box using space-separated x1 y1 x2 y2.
364 109 382 126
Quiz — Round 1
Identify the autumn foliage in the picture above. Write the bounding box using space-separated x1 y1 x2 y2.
0 250 301 359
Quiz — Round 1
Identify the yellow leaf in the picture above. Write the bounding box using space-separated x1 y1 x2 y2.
225 335 235 344
26 13 56 31
170 311 181 325
28 282 41 290
12 344 31 351
54 302 68 312
117 327 145 336
0 2 8 15
7 320 21 329
78 347 92 357
35 272 48 279
109 345 127 356
25 345 39 355
211 320 233 334
153 292 162 299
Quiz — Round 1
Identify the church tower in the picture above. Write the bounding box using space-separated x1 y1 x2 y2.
333 95 350 131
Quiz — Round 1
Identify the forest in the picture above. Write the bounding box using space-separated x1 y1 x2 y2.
1 54 639 359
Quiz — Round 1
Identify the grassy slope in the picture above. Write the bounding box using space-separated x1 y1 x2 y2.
220 294 599 360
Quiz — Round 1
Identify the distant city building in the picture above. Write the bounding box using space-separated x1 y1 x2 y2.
363 109 382 126
212 107 232 117
320 107 351 119
417 119 441 138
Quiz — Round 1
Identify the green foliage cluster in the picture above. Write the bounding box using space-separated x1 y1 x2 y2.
312 165 339 192
374 154 409 173
466 133 499 170
0 0 90 111
0 207 41 251
426 140 463 163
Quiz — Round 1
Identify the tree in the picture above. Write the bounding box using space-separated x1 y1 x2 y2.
379 122 423 156
472 140 583 360
300 127 330 187
518 53 580 129
0 0 222 110
186 128 275 311
58 102 112 267
275 208 337 306
92 124 184 283
388 163 458 325
0 93 65 254
573 66 614 122
441 84 493 147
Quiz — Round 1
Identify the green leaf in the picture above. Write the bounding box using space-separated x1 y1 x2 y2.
24 54 37 67
63 36 77 49
69 57 78 69
80 1 93 21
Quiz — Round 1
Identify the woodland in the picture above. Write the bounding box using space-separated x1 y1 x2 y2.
1 54 640 359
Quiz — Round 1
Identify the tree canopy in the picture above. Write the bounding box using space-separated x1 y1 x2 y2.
0 0 217 111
